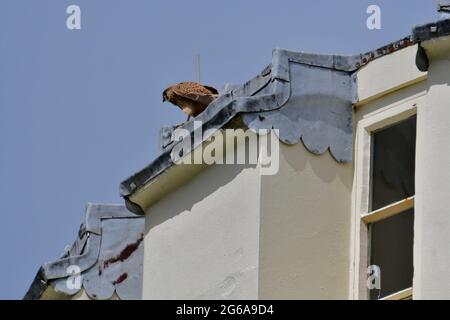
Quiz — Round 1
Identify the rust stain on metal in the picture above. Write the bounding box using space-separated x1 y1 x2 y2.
112 273 128 285
103 233 144 269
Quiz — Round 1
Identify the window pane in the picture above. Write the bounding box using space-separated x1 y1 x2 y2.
369 209 414 300
371 116 416 211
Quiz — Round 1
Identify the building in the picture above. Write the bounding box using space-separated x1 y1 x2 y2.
25 5 450 300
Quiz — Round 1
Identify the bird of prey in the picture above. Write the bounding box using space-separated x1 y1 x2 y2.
162 82 219 119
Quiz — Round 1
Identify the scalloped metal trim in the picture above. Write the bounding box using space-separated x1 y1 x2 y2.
24 204 144 300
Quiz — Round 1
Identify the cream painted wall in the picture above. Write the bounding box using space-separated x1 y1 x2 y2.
414 36 450 299
141 127 353 300
142 162 261 299
71 290 90 300
356 44 426 106
70 290 119 300
258 141 353 299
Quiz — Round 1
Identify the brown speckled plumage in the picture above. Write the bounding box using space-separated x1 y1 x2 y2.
162 82 219 117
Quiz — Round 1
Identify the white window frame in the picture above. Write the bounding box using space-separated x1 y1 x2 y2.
350 95 422 300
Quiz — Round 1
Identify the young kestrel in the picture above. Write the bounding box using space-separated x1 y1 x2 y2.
162 82 219 118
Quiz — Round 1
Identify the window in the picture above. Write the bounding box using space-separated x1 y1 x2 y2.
371 117 416 211
356 113 417 300
368 208 414 299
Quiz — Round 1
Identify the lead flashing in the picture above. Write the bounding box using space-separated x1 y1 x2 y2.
413 19 450 43
24 204 144 300
413 18 450 72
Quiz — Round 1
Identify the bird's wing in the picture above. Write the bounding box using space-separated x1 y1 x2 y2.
172 90 217 107
175 82 218 95
202 85 219 95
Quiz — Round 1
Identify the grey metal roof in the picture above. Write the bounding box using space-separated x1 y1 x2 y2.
120 37 415 215
24 204 144 300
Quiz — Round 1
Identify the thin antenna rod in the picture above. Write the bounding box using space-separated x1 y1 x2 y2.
195 53 201 83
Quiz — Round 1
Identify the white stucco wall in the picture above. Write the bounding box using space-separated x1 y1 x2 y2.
142 162 261 299
258 141 353 299
140 126 353 300
356 44 426 106
414 36 450 299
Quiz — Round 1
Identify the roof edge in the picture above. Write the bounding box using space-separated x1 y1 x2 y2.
119 37 417 214
413 18 450 71
24 203 141 300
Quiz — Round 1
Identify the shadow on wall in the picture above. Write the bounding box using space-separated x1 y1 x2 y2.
144 163 256 234
144 138 353 237
282 142 353 190
428 59 450 86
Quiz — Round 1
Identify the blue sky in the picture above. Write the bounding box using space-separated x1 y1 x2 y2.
0 1 437 299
